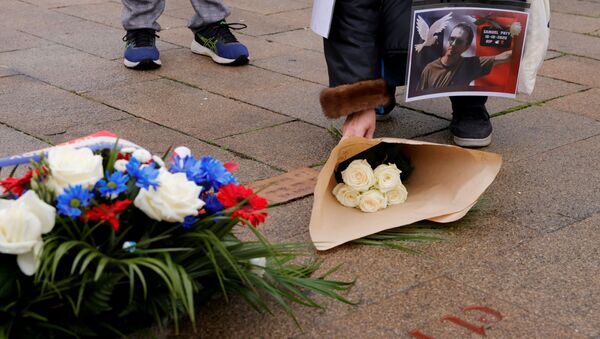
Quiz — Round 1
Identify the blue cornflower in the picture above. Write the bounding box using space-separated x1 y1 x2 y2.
96 171 129 199
204 194 224 214
181 215 198 229
200 156 237 191
56 185 93 219
127 157 160 190
170 155 207 184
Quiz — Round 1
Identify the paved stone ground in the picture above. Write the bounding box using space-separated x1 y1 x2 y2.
1 0 600 337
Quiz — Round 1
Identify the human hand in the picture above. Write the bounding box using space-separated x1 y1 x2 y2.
342 109 376 139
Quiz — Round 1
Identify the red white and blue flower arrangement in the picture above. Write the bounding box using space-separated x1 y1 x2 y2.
0 138 352 338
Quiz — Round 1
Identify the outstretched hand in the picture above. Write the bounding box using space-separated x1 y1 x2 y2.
342 109 376 139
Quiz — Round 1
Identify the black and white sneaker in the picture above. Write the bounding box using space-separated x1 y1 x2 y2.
123 29 161 69
450 110 493 147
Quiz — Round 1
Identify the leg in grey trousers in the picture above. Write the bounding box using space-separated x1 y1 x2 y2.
121 0 230 32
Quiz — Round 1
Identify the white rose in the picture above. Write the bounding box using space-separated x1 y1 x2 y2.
0 191 56 275
132 149 152 163
134 169 204 222
333 183 361 208
385 183 408 205
249 257 267 277
46 146 103 194
341 159 376 192
510 21 522 37
373 163 402 193
358 189 387 213
114 159 129 172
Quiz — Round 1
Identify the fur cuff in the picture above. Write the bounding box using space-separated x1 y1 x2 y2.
320 79 391 119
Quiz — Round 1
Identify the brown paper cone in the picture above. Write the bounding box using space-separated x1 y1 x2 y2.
309 137 502 250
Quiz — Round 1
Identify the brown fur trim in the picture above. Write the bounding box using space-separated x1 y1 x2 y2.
320 79 391 119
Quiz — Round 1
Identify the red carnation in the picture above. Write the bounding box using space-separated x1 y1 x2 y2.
223 162 239 172
0 170 33 197
83 200 132 232
217 183 268 227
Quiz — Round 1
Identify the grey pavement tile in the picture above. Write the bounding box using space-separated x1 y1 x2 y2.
545 88 600 121
0 75 130 136
46 117 281 184
396 87 526 120
548 29 600 60
156 49 330 127
252 48 328 85
550 12 600 34
0 66 20 78
540 55 600 87
549 0 600 17
84 78 292 139
18 16 179 60
1 0 37 12
0 45 159 92
217 121 338 170
0 124 50 178
373 108 449 139
20 0 113 8
450 213 600 336
163 0 192 11
226 0 307 15
266 27 324 53
301 276 580 338
0 29 55 53
544 50 563 60
0 6 82 32
482 134 600 231
55 2 187 30
487 106 600 162
515 76 589 103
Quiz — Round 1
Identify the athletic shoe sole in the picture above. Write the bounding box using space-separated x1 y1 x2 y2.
453 135 492 148
124 58 161 69
191 40 249 66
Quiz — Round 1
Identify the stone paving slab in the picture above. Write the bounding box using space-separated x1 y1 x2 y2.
0 29 55 53
252 48 328 85
300 276 581 338
515 75 588 103
267 26 324 53
549 29 600 60
46 117 281 184
0 45 160 93
225 0 307 15
83 78 292 140
450 213 600 337
0 75 130 136
545 88 600 120
549 0 600 18
550 12 600 34
0 124 50 178
217 121 338 171
0 67 19 78
540 55 600 87
374 107 449 139
20 0 113 9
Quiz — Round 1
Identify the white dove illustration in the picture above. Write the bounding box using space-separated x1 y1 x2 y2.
414 12 453 53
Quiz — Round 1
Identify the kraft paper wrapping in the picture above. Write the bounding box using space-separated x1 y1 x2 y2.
309 137 502 250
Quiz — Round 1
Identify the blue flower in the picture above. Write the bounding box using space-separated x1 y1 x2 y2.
200 156 237 191
56 185 93 219
170 155 206 184
127 157 160 190
96 171 129 199
182 215 198 229
204 194 224 214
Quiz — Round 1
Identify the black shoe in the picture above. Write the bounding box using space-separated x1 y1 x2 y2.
450 110 493 147
123 29 161 69
375 85 397 121
191 21 249 65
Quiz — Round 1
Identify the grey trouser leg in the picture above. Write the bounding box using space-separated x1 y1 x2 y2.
188 0 230 31
122 0 165 31
121 0 230 32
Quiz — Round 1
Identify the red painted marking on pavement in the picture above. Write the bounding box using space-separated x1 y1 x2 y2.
408 329 435 339
441 315 486 336
463 306 503 323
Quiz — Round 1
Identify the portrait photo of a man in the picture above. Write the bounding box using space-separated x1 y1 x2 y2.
406 7 529 102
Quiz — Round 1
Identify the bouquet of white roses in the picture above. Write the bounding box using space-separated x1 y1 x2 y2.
0 132 352 338
333 160 408 213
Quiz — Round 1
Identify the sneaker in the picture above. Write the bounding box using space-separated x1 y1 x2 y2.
375 85 397 121
450 110 493 147
122 29 161 69
191 21 249 65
